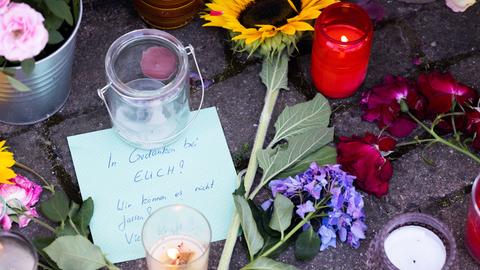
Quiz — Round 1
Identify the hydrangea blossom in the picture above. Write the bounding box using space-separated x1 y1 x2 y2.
265 163 367 251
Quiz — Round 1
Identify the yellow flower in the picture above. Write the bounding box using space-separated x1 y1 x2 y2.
202 0 337 57
0 140 16 184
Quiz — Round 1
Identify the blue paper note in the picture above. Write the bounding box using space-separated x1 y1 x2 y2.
67 107 236 263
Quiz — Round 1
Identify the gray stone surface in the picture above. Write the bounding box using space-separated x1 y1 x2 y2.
1 0 480 269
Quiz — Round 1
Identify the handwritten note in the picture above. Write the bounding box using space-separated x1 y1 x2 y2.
67 107 237 263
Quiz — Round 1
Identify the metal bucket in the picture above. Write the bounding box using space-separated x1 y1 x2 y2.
0 1 83 125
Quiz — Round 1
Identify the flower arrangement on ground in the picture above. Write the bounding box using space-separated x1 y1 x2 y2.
203 1 369 268
0 0 79 90
338 72 480 197
0 140 118 270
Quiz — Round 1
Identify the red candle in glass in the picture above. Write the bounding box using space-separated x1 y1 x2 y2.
311 2 373 99
466 174 480 263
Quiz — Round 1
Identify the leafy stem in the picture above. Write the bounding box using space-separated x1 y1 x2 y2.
14 162 55 194
406 111 480 164
12 208 56 233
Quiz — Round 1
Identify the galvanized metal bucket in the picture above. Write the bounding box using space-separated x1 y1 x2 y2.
0 1 83 125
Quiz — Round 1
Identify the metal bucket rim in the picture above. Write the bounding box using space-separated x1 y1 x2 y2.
8 0 83 70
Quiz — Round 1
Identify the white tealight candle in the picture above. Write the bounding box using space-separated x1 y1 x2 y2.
384 225 446 270
146 235 208 270
0 235 37 270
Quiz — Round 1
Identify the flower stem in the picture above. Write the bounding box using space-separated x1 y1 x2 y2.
14 162 55 194
260 211 315 258
407 111 480 164
217 89 280 270
396 139 436 147
38 262 54 270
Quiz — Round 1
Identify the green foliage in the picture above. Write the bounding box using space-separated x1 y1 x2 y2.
269 194 294 238
276 146 337 179
260 52 289 92
258 127 334 185
242 257 299 270
45 0 73 26
72 197 94 237
48 30 64 44
44 235 108 270
6 75 30 91
21 59 35 75
40 189 70 222
271 94 331 146
233 195 264 259
294 227 320 261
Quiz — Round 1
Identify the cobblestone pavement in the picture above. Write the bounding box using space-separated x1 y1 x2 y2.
1 0 480 269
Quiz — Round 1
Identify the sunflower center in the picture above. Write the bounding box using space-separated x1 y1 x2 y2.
239 0 302 28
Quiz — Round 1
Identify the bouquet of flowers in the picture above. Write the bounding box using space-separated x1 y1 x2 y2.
0 0 78 90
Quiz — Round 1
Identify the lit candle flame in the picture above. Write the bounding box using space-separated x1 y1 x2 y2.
341 35 349 42
167 248 180 261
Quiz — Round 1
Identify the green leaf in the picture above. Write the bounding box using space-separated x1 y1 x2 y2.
73 0 81 22
40 189 70 222
260 52 289 92
271 94 331 146
33 238 61 270
233 195 264 258
72 197 94 237
242 257 299 270
55 220 78 236
68 201 80 218
269 194 294 237
276 146 337 179
258 127 334 184
45 15 64 30
6 75 30 91
48 30 64 44
45 0 73 25
21 59 35 75
294 227 320 261
44 235 108 270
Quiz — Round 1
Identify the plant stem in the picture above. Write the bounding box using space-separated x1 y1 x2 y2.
11 208 56 233
217 89 280 270
396 139 436 147
14 162 55 194
407 111 480 164
260 211 315 258
38 262 54 270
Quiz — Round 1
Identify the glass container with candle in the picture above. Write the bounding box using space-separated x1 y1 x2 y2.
98 29 205 149
311 2 373 99
142 204 211 269
466 174 480 263
367 212 457 270
0 231 38 270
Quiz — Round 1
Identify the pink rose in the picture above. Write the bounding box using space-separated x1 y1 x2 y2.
0 174 42 230
0 0 9 14
0 3 48 61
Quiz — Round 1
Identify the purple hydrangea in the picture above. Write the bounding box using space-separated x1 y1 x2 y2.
263 162 367 251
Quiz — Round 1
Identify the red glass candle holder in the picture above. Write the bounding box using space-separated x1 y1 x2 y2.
311 2 373 99
466 174 480 263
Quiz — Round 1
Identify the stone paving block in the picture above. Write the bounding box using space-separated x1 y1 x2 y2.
378 0 424 20
48 108 111 193
385 143 478 212
406 1 480 63
190 64 307 155
449 55 480 90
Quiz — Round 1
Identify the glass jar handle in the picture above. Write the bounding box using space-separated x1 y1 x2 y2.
96 45 205 147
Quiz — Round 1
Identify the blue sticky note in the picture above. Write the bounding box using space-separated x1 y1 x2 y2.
67 107 236 263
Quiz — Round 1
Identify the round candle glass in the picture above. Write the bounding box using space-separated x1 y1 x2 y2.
367 213 457 269
465 174 480 263
0 231 38 270
311 2 373 99
142 204 211 270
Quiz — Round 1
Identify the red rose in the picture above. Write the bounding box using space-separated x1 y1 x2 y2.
361 76 425 138
418 72 478 115
466 109 480 150
337 133 396 197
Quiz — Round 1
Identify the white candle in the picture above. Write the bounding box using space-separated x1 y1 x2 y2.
146 235 208 270
384 225 446 270
0 235 37 270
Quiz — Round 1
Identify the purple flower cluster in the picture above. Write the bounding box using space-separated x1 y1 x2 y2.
265 163 367 251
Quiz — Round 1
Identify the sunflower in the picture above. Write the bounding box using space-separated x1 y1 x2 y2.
202 0 337 57
0 140 16 184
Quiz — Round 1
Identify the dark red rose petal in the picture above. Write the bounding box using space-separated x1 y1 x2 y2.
387 117 417 138
378 135 397 152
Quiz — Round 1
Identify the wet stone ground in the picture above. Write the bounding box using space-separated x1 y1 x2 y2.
1 0 480 269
